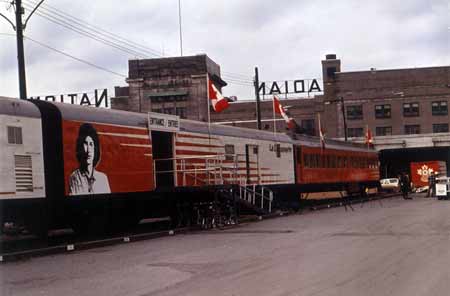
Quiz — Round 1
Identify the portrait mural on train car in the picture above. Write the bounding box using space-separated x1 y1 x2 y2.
63 120 154 196
69 123 111 195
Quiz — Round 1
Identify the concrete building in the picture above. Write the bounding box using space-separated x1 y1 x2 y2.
112 54 226 122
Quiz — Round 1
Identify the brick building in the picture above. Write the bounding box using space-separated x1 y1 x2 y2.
321 55 450 140
112 54 450 142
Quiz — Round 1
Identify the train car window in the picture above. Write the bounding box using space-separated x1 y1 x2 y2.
303 154 309 168
253 146 259 155
7 126 23 145
276 144 281 158
225 144 235 161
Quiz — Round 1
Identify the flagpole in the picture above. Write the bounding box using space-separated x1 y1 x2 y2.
207 74 211 145
318 113 322 152
272 96 277 136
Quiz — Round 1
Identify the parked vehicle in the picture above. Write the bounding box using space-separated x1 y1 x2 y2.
380 178 400 192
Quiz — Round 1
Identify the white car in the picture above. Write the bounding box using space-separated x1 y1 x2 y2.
380 178 400 191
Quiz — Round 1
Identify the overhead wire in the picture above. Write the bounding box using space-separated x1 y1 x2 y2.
21 2 150 58
0 33 128 78
22 0 254 83
23 0 164 57
5 1 257 89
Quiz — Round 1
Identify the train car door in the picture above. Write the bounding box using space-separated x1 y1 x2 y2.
152 131 174 188
245 144 260 184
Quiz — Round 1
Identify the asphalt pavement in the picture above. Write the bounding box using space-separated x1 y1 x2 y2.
2 194 450 296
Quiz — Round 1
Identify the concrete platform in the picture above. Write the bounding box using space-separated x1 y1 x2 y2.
2 194 450 296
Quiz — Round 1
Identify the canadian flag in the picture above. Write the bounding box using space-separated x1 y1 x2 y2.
208 77 229 112
273 96 295 129
365 125 373 145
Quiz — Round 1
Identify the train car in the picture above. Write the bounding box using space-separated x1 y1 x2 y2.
0 97 379 235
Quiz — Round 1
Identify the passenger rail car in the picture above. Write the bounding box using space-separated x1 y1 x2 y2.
0 98 379 234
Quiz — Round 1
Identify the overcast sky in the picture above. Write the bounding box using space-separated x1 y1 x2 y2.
0 0 448 101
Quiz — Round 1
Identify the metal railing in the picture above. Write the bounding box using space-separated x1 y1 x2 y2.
154 154 247 187
153 153 273 213
239 184 274 213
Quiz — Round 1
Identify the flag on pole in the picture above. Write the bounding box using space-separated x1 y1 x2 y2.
365 125 373 145
318 113 326 150
273 96 295 129
208 76 229 112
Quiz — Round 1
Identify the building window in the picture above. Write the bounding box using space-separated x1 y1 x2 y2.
175 107 187 119
404 124 420 135
151 108 162 114
224 144 235 161
432 101 448 116
376 126 392 136
163 107 175 115
346 105 363 120
7 126 23 144
433 123 449 133
403 102 419 117
347 127 364 137
375 104 391 119
300 119 315 136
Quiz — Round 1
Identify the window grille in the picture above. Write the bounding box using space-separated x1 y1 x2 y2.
14 155 33 192
7 126 23 144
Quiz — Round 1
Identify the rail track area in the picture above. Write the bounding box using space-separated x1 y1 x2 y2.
4 193 450 295
0 193 393 260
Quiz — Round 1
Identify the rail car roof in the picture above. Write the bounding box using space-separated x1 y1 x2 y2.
0 97 41 118
22 99 374 153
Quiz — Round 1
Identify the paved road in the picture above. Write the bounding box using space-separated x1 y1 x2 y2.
2 195 450 296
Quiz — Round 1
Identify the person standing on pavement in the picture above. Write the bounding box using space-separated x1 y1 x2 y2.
400 172 411 199
427 171 438 197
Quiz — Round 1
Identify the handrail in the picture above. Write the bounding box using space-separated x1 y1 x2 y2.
154 153 246 162
238 184 273 213
153 153 245 187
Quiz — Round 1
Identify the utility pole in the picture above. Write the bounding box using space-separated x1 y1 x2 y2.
15 0 27 100
254 67 262 130
0 0 44 100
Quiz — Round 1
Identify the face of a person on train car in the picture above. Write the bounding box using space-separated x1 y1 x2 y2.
83 136 95 166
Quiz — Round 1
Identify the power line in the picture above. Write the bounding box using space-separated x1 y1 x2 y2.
23 0 164 57
223 71 253 80
21 2 149 58
0 33 128 78
222 76 254 85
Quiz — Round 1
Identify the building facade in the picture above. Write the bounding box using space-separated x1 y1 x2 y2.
112 54 226 122
321 55 450 141
111 54 450 145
